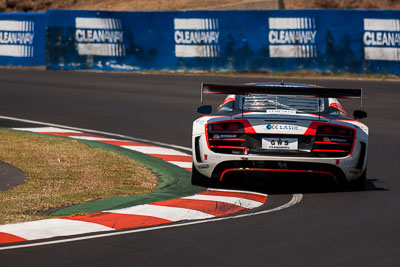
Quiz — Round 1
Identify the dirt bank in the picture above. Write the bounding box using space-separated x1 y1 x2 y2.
1 0 399 13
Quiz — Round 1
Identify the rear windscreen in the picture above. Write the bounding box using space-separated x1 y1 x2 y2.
240 95 326 113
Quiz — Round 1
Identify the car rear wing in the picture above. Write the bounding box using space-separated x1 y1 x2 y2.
201 83 362 103
199 83 366 118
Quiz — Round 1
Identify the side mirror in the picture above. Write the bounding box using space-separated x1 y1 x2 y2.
197 105 212 114
353 110 367 119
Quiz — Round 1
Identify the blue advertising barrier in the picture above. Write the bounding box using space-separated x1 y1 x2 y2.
45 9 400 74
0 13 45 66
1 9 399 74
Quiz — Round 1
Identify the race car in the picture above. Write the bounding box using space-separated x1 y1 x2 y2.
191 83 368 187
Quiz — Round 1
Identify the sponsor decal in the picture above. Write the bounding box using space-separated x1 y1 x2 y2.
174 18 220 58
213 134 237 139
266 124 299 131
268 17 317 58
338 158 353 165
363 18 400 61
262 137 298 150
208 154 222 160
324 137 347 143
75 17 125 57
0 20 35 58
266 109 296 115
271 139 289 146
198 164 209 169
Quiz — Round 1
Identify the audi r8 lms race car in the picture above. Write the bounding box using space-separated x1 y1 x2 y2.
191 83 369 187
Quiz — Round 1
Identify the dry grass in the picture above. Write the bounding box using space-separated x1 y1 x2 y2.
285 0 400 9
0 128 158 224
1 0 399 12
0 0 275 12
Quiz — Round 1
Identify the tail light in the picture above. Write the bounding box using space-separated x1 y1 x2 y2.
207 122 247 154
313 125 355 157
208 122 244 133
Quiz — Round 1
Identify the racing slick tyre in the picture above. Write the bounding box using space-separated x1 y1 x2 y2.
351 169 367 190
191 164 216 187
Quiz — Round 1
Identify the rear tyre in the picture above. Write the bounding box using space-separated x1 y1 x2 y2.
352 169 367 190
191 164 215 187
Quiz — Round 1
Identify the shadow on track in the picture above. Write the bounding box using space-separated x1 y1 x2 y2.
211 173 387 195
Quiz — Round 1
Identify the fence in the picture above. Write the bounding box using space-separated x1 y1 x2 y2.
2 10 400 74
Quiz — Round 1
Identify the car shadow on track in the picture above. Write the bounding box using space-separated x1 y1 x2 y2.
212 173 386 195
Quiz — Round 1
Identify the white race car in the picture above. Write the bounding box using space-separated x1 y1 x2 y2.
192 83 368 187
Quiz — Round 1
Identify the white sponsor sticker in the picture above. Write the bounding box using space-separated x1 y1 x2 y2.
262 137 298 150
266 109 296 115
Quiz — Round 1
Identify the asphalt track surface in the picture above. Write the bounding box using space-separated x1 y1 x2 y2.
0 69 399 266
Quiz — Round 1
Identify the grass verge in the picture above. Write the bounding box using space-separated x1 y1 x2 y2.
51 140 202 217
0 128 158 225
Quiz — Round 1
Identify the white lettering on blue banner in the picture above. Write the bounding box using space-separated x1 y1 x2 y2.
174 18 220 58
363 18 400 61
75 17 125 57
268 17 317 58
0 20 35 58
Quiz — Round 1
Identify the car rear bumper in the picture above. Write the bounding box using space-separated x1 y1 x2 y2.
213 160 345 184
193 134 367 182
